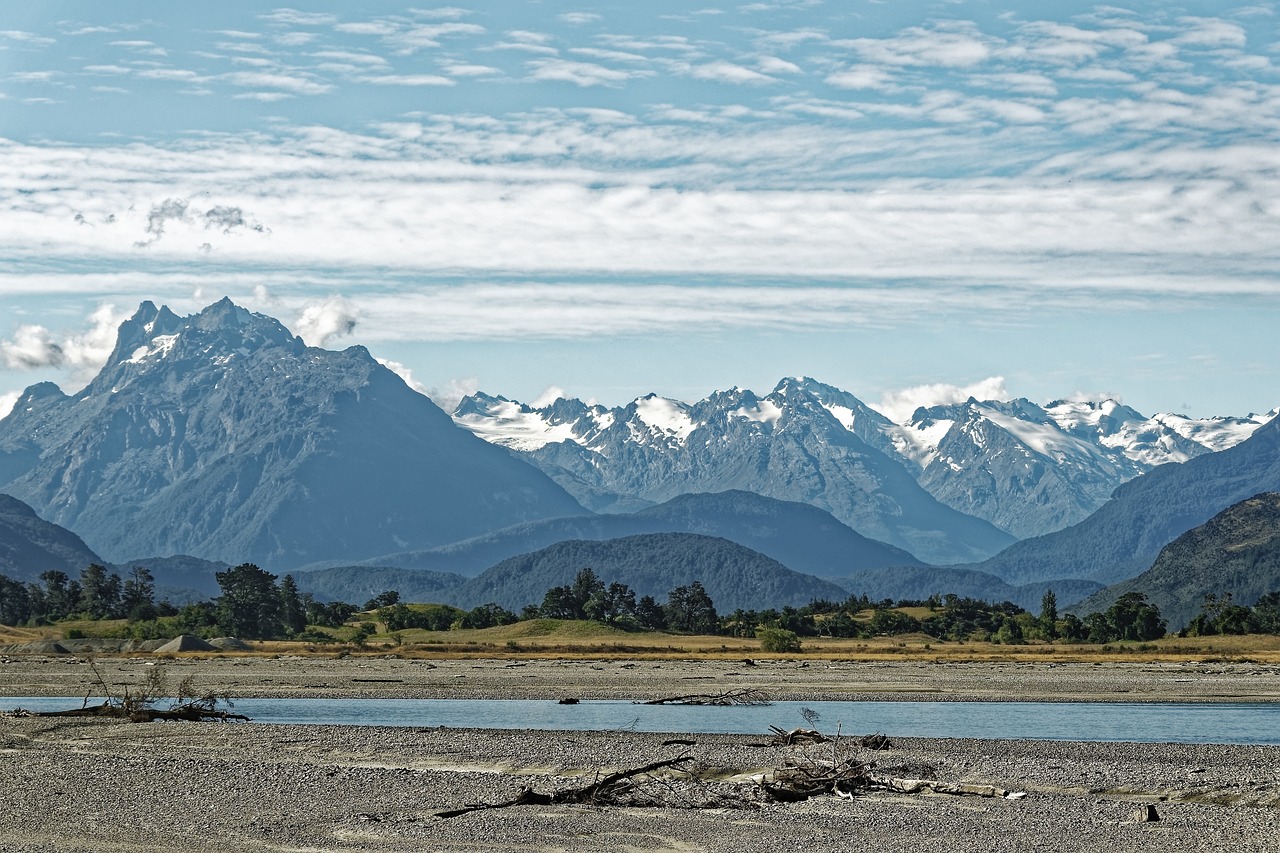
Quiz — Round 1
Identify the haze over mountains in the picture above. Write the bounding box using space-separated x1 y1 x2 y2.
1 298 1277 618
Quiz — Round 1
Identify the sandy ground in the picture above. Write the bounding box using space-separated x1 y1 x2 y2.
2 656 1279 852
3 655 1280 702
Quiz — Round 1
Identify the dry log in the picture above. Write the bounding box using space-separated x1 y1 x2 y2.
11 700 248 723
435 755 696 819
639 688 771 706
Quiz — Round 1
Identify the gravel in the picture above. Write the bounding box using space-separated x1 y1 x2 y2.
1 656 1278 851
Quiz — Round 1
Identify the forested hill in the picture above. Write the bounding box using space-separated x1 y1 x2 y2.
1070 493 1280 629
0 494 102 582
443 532 850 612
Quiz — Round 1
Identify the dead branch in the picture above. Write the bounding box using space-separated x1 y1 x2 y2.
769 726 828 746
639 688 771 706
435 755 697 819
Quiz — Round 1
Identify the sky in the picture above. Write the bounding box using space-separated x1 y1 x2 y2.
1 1 1278 421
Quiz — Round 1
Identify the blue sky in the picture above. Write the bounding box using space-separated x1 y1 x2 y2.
1 1 1278 419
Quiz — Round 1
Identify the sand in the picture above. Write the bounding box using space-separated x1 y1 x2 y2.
1 656 1278 852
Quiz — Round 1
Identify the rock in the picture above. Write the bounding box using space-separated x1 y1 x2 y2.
1134 804 1160 822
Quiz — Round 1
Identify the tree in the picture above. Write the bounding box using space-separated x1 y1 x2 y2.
1106 592 1166 641
1039 589 1058 640
540 568 606 621
214 563 282 638
120 566 157 622
34 571 81 622
665 582 718 634
635 595 667 630
279 574 307 636
77 564 122 619
0 575 32 625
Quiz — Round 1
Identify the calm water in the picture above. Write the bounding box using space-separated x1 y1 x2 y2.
5 697 1279 744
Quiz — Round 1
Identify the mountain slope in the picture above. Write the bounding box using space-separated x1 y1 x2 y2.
294 566 466 606
456 380 1014 565
347 490 925 579
0 494 103 582
0 299 584 569
442 532 851 612
1069 493 1280 630
974 415 1280 586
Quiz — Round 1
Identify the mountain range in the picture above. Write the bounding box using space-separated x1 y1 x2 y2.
2 297 1277 622
454 380 1272 544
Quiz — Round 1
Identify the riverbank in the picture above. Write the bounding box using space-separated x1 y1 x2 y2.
3 655 1280 702
2 715 1278 852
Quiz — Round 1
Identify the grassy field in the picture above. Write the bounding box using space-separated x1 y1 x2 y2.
10 618 1280 663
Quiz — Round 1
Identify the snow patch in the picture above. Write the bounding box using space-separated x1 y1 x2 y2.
633 396 696 443
454 399 583 451
733 399 782 425
124 334 179 364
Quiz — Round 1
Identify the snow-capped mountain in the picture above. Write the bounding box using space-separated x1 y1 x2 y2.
0 299 583 569
453 378 1273 545
457 379 1016 566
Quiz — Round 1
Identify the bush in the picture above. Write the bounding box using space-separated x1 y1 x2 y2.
758 627 802 653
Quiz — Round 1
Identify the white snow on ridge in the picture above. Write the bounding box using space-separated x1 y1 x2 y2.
454 399 582 451
1152 412 1268 453
981 406 1112 466
633 395 697 443
734 399 782 425
890 418 954 468
124 334 179 365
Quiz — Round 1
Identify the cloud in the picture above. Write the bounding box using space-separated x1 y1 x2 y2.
560 13 602 26
222 71 332 94
825 64 897 90
293 296 359 346
0 390 18 420
259 9 338 27
427 375 479 412
527 58 647 86
0 304 128 376
376 357 429 395
873 377 1012 422
530 385 568 407
357 74 455 86
0 325 64 369
837 23 995 68
689 61 777 85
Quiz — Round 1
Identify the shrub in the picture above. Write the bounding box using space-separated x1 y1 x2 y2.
758 627 802 653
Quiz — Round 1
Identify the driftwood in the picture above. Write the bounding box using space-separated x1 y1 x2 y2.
4 660 247 724
769 726 828 746
435 755 696 819
639 688 771 706
10 700 249 723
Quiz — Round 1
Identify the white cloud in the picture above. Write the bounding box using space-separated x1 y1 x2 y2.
527 58 647 86
357 74 456 86
530 385 568 407
293 296 360 346
560 13 602 26
689 61 777 85
0 325 64 369
873 377 1011 422
376 357 429 395
837 24 995 68
428 375 479 412
222 71 332 94
0 390 18 420
825 64 896 90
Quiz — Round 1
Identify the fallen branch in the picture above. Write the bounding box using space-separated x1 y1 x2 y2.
435 755 696 819
639 688 771 706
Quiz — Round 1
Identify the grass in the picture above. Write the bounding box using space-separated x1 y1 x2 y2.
9 618 1280 663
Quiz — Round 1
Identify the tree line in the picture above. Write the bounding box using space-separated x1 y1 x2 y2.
5 563 1280 645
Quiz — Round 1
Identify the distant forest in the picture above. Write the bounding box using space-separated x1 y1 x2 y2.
4 564 1280 648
